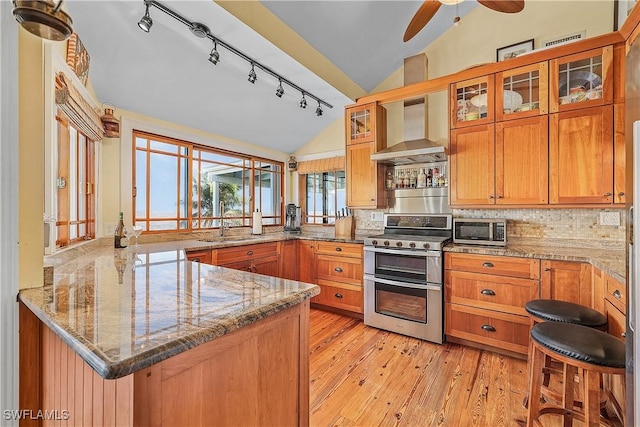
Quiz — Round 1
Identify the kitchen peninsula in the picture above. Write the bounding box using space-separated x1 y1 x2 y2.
19 242 319 427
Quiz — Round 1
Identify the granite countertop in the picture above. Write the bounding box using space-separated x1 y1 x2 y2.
21 245 319 380
445 242 625 284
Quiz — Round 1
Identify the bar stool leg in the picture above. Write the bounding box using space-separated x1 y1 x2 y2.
562 363 577 427
527 344 545 427
583 369 601 427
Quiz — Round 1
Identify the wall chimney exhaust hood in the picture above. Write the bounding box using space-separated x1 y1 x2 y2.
371 53 448 166
370 139 447 165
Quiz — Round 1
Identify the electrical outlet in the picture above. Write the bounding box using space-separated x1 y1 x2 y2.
370 212 383 221
104 222 117 235
599 212 620 226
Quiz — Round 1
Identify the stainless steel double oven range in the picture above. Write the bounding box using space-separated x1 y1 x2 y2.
363 214 452 344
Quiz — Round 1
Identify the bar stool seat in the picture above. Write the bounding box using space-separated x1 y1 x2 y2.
527 322 625 426
525 299 607 329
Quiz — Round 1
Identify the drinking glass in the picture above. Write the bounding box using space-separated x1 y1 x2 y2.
132 225 143 248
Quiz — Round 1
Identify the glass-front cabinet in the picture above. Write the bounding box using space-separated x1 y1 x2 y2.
450 75 495 128
495 62 548 121
347 103 375 144
549 46 613 112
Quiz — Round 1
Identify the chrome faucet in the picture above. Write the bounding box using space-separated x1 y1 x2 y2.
219 200 228 237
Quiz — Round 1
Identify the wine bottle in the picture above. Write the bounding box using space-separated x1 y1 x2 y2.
114 212 127 249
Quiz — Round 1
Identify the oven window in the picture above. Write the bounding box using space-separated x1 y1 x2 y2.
374 252 427 283
375 282 427 323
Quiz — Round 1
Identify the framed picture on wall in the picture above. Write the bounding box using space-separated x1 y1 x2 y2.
496 39 534 62
614 0 638 31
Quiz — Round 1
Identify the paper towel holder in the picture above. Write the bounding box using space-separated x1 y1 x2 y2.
251 209 263 235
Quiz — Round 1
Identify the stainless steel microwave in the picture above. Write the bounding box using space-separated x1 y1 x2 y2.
453 218 507 246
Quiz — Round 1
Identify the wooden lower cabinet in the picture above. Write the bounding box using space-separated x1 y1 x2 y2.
540 260 592 307
185 249 212 265
445 252 540 357
20 301 311 427
212 242 280 276
280 240 298 280
298 240 316 284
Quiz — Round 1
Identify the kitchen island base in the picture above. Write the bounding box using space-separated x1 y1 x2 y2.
20 300 310 427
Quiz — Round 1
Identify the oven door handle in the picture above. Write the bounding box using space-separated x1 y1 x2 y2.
363 246 441 257
364 275 441 292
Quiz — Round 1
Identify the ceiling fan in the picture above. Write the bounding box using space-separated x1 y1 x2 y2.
403 0 525 42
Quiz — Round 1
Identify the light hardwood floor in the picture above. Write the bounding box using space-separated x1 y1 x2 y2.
308 308 622 427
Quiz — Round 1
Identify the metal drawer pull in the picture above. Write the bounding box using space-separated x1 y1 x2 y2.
621 332 627 338
482 262 494 268
480 289 496 296
335 247 342 252
335 293 343 299
247 250 254 255
334 267 343 273
613 290 622 299
604 192 613 197
192 258 201 263
481 324 496 332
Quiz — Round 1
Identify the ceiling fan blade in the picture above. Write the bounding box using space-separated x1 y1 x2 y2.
477 0 525 14
403 1 442 42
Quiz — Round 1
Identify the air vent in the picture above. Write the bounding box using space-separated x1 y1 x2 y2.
542 31 586 48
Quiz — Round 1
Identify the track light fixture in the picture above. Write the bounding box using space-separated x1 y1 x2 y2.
208 40 220 65
276 80 285 98
248 63 257 84
138 4 153 32
137 0 332 116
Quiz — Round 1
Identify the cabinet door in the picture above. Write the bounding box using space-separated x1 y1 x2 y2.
550 46 613 113
450 124 495 205
592 267 606 315
346 142 386 208
614 103 626 204
496 62 548 121
298 240 316 284
252 256 280 277
495 116 548 204
549 105 614 204
450 75 495 128
279 240 298 280
346 103 376 145
540 260 592 308
185 249 212 265
219 259 253 272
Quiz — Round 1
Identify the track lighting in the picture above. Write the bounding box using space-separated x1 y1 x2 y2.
138 4 153 33
248 63 257 84
209 41 219 65
276 80 284 98
137 0 332 116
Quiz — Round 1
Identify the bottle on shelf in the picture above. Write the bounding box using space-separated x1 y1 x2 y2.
417 168 427 188
432 168 440 187
427 168 433 187
402 170 410 188
114 212 128 249
394 170 402 188
386 171 393 189
409 169 417 188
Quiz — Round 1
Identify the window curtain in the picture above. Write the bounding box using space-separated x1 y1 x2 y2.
296 156 345 174
55 72 104 141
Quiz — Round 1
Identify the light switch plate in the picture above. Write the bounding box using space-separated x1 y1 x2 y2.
370 212 383 221
599 212 620 226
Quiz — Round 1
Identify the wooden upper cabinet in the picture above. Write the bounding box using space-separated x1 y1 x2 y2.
549 46 613 113
495 115 549 204
346 103 376 145
495 62 548 122
614 103 626 204
449 124 495 205
550 105 614 204
451 75 495 128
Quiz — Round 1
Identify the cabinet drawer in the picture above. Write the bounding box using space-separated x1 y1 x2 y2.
185 249 212 265
315 242 362 258
213 242 279 264
606 299 626 342
313 280 363 313
445 270 539 316
605 274 626 313
445 303 530 355
445 253 540 279
316 254 362 286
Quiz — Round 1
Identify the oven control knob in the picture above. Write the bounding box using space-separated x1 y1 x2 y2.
409 242 416 249
371 240 378 246
383 241 390 247
396 242 403 247
423 243 430 249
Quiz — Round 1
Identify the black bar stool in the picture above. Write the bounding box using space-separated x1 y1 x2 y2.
527 322 625 426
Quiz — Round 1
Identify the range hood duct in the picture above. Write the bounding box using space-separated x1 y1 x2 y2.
371 54 448 165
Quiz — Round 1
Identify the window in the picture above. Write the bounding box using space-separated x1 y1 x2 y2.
133 131 283 232
55 112 96 247
303 171 346 224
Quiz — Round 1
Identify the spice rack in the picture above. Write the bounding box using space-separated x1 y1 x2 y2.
385 161 448 190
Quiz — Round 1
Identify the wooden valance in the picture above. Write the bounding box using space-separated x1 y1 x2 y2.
55 72 104 141
296 156 345 174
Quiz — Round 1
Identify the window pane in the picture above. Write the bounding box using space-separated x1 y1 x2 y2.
149 140 180 154
336 171 346 213
135 150 147 219
136 137 148 148
149 152 178 219
78 135 86 221
69 128 78 222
